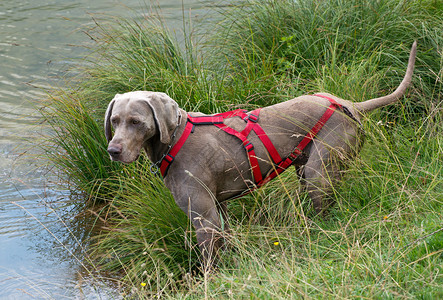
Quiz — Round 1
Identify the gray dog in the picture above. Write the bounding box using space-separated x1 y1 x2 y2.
105 42 416 268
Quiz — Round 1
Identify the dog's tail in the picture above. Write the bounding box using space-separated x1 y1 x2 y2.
355 41 417 113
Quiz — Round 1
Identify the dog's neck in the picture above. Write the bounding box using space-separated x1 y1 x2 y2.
144 109 187 168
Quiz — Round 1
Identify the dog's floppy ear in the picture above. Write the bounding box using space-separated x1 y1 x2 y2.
142 92 179 144
104 97 116 142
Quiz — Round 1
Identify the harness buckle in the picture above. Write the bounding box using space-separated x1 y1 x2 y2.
289 147 302 160
248 113 259 123
164 154 174 163
243 142 254 152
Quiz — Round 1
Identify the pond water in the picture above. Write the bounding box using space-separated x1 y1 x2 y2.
0 1 216 298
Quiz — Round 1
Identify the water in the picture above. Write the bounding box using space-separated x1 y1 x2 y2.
0 1 216 298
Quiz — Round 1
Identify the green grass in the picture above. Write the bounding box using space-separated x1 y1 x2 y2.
41 0 442 298
40 89 123 203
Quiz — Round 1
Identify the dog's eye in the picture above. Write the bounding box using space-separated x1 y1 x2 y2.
131 119 140 125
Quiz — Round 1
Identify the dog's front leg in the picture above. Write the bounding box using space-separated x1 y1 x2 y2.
168 182 224 271
193 207 224 271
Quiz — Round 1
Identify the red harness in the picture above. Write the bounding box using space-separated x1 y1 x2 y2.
159 94 342 189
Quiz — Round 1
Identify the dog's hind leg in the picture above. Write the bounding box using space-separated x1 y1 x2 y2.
302 141 342 215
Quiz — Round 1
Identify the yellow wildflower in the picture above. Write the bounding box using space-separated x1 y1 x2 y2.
141 282 147 287
274 241 279 246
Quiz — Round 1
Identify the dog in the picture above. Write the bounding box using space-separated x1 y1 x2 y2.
105 42 416 269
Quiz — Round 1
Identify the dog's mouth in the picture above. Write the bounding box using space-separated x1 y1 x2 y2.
111 154 140 164
123 154 140 164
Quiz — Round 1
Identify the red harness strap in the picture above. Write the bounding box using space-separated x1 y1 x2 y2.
159 95 342 190
258 94 341 186
159 109 249 177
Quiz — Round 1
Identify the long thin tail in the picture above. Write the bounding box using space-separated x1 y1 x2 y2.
355 41 417 113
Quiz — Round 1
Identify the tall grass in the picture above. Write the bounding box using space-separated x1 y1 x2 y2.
41 90 122 203
212 0 441 116
42 0 442 298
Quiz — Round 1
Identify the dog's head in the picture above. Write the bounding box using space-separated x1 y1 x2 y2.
104 91 179 163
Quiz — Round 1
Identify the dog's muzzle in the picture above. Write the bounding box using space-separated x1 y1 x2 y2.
107 144 122 160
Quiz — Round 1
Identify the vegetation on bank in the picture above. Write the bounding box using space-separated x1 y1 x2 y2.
42 0 442 298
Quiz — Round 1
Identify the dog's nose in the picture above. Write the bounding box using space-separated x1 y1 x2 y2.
107 144 122 158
